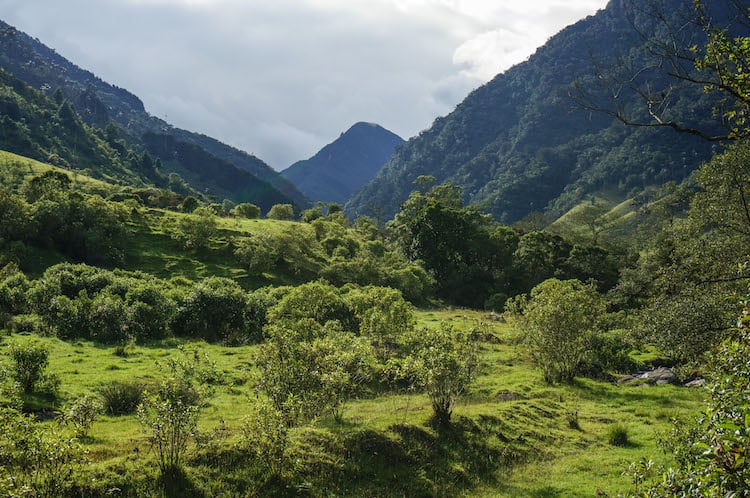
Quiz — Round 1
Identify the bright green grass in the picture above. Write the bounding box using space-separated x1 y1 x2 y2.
0 309 704 496
0 149 114 191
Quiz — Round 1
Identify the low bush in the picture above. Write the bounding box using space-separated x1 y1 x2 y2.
97 380 147 415
607 423 629 446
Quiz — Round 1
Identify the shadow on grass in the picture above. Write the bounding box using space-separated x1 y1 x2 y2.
160 466 205 498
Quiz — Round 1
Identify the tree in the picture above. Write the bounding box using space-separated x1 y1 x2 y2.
171 277 247 343
170 207 217 251
22 170 71 203
574 0 750 141
267 204 294 220
514 278 606 383
627 297 750 496
232 202 261 219
389 183 501 306
400 324 479 426
255 319 376 423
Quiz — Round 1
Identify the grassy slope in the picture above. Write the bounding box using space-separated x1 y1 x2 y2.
2 149 324 285
1 309 704 497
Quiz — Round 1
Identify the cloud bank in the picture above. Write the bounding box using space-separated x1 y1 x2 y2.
0 0 608 169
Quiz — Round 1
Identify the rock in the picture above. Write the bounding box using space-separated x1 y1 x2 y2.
621 367 679 385
684 378 706 388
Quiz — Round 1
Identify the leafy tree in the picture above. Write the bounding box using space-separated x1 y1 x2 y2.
400 324 479 425
300 206 323 223
22 170 71 203
390 184 501 306
626 298 750 497
512 231 571 292
266 281 353 329
171 277 247 343
514 278 606 383
344 285 415 360
255 319 376 423
233 233 279 276
232 202 261 219
180 195 199 213
267 203 294 220
170 206 218 251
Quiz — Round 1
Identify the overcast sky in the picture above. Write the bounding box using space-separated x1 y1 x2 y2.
0 0 608 170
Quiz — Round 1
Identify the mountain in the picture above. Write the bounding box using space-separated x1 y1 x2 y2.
0 19 308 211
281 122 404 204
346 0 727 224
0 67 134 182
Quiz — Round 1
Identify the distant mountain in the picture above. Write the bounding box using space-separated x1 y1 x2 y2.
346 0 727 224
0 19 308 211
281 122 404 204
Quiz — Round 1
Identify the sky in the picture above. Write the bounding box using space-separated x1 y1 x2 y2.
0 0 609 170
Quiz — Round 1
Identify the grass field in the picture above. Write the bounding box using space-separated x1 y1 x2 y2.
1 309 705 497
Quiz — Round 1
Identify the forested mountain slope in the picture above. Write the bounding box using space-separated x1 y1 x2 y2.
346 0 726 223
0 19 308 211
282 122 404 203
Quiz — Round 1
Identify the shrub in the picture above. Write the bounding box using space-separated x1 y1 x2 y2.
60 394 102 437
97 380 147 415
400 324 480 426
607 424 629 446
137 350 214 477
240 400 289 479
9 341 50 394
0 407 85 497
516 278 606 383
171 277 247 343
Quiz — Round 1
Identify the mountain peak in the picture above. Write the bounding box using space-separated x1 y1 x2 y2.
282 123 404 204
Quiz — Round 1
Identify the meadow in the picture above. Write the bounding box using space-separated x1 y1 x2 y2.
1 308 704 497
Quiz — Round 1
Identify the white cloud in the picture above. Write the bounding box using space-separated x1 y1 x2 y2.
0 0 608 169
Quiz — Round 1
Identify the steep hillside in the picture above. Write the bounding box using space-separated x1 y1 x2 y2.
346 0 726 224
281 122 404 203
0 68 135 182
0 19 308 210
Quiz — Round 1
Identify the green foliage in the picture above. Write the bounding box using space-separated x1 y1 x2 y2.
344 285 415 360
399 324 480 425
232 202 261 219
170 207 218 251
172 277 247 343
267 281 353 329
256 319 377 424
137 349 214 477
267 203 294 220
8 341 51 394
240 399 290 479
59 393 102 438
97 380 147 416
515 278 606 383
606 423 629 447
0 406 85 498
626 301 750 497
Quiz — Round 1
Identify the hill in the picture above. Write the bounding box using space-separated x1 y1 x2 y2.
0 19 308 211
345 0 726 224
281 122 404 204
